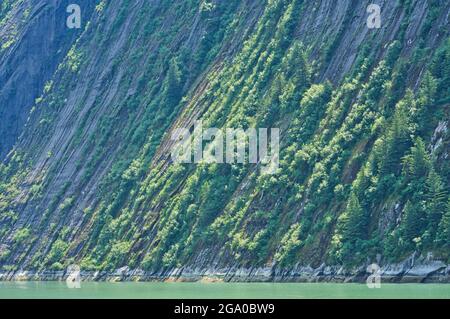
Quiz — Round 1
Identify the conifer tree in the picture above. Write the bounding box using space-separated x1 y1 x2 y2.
424 168 447 243
436 199 450 252
401 200 426 251
335 193 369 262
415 71 438 137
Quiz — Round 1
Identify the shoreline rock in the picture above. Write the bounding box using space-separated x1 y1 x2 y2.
1 258 448 283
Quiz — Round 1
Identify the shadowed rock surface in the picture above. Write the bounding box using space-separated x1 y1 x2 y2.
0 0 449 281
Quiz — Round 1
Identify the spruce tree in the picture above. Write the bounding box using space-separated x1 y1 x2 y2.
436 199 450 252
401 200 426 251
424 168 447 247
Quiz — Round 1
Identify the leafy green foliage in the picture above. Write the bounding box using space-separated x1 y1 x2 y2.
0 0 449 271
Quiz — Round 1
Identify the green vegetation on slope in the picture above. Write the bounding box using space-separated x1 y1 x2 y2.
0 0 449 273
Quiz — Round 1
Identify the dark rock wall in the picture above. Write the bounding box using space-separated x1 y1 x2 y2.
0 0 96 159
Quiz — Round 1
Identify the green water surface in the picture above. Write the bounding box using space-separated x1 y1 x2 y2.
0 282 449 299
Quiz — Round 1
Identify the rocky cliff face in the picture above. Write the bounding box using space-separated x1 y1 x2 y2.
0 0 97 159
0 0 449 280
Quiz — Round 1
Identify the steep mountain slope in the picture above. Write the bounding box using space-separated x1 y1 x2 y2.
0 0 97 159
0 0 449 281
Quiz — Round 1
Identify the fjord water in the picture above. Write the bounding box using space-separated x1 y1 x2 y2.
0 282 449 299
